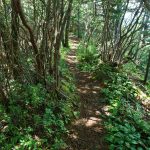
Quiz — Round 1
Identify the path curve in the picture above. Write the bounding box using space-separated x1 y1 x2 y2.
65 37 108 150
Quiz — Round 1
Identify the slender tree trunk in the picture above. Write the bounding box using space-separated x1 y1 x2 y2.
0 86 8 107
62 0 73 48
94 0 97 16
53 0 73 88
12 0 43 81
62 20 70 48
144 51 150 84
11 0 20 79
77 6 80 38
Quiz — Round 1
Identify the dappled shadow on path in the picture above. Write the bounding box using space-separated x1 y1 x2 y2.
65 37 108 150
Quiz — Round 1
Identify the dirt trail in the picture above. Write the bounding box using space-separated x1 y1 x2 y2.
65 37 108 150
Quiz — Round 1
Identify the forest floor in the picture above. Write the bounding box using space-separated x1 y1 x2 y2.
65 37 108 150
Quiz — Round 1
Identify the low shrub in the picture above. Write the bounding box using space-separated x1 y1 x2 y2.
77 41 99 71
101 72 150 149
0 58 78 149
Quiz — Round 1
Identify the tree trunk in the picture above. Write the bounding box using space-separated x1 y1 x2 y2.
12 0 43 81
0 86 8 107
62 0 73 48
53 0 73 88
144 51 150 84
11 0 20 79
77 6 80 38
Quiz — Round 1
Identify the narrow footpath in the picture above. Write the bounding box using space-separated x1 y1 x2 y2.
65 37 108 150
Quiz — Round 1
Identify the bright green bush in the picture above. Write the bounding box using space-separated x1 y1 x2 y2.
0 60 78 149
77 41 99 71
101 72 150 150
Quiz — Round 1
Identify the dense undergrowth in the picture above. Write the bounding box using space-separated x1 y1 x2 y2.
101 71 150 149
0 48 78 150
77 41 150 150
